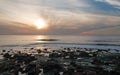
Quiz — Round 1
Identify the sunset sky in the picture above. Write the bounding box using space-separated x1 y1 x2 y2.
0 0 120 35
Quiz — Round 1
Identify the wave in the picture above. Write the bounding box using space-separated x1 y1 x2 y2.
89 40 120 42
28 42 120 46
0 45 20 47
37 39 59 41
0 42 120 47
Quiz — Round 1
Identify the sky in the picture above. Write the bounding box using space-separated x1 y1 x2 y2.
0 0 120 35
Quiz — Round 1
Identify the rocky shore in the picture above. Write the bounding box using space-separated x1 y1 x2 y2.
0 47 120 75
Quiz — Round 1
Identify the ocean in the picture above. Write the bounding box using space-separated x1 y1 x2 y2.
0 35 120 51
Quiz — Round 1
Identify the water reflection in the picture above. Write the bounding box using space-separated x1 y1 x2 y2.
36 35 48 43
36 35 59 42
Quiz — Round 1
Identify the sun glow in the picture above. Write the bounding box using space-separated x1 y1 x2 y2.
34 18 47 29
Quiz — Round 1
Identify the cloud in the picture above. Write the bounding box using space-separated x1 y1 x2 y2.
0 0 120 35
96 0 120 8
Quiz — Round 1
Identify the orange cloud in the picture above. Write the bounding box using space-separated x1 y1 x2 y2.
81 31 95 35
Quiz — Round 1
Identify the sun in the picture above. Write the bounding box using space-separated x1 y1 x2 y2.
34 18 47 29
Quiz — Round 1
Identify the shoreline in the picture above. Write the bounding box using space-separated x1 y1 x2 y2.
0 47 120 75
0 43 120 51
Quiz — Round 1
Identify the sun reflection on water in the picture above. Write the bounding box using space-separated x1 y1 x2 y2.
36 35 48 42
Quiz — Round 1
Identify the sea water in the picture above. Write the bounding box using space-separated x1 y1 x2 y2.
0 35 120 51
